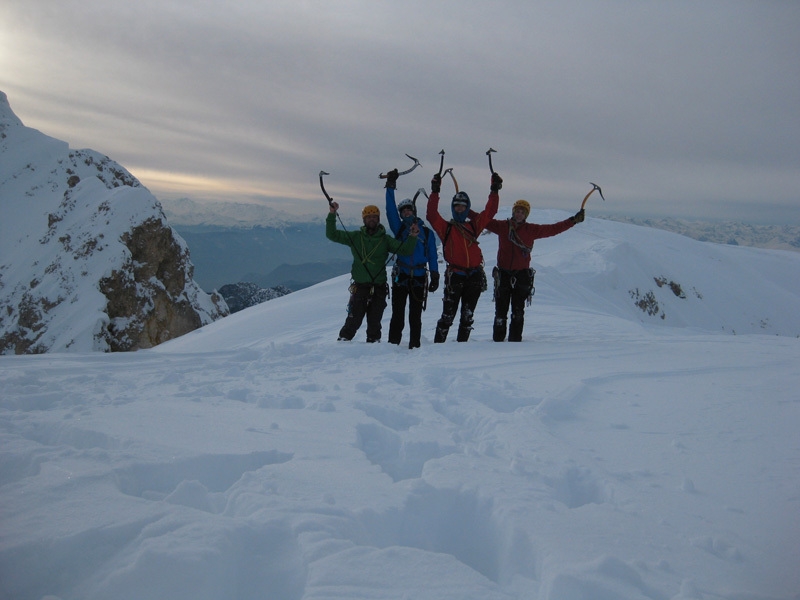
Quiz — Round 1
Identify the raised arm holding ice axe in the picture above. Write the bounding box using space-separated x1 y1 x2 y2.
425 149 502 343
382 157 439 349
482 180 603 342
321 171 419 343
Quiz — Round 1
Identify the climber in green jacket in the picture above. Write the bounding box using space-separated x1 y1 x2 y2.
326 201 419 342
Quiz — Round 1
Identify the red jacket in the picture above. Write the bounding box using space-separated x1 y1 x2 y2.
427 191 499 270
485 217 575 270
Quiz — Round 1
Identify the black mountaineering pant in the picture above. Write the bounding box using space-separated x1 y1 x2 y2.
493 267 535 342
389 273 427 349
434 267 485 343
339 283 388 342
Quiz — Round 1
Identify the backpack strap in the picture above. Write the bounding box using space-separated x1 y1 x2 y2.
507 219 533 255
446 220 479 245
396 220 430 248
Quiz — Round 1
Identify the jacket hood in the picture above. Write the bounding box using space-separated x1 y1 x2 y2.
361 223 387 236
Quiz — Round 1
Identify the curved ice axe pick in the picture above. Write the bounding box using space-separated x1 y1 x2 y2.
319 171 334 205
580 182 606 210
442 167 459 193
437 149 446 176
486 148 497 174
379 153 421 179
412 187 429 212
319 171 376 278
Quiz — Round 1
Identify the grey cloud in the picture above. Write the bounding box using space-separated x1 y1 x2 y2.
1 0 798 223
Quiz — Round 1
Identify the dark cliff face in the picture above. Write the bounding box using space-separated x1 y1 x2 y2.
0 92 228 354
97 217 229 352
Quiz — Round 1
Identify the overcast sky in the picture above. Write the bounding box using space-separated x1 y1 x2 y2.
2 0 799 224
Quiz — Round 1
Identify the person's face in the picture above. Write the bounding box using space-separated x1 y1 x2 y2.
400 206 414 219
363 214 380 229
453 204 467 214
513 207 527 222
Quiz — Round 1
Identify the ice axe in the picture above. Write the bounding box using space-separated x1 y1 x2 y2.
412 187 429 211
486 148 497 174
442 167 459 193
319 170 349 235
437 149 445 177
319 170 383 282
580 182 606 210
379 154 421 180
319 171 334 205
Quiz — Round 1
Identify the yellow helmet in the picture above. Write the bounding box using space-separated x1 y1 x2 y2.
362 205 380 219
512 199 530 218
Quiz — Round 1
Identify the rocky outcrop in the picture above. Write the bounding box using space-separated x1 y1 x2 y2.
0 91 228 354
97 217 228 351
218 282 292 314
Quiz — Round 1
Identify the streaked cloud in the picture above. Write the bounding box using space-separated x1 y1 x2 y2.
2 0 798 223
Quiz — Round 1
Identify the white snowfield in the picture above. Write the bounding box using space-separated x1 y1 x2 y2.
2 213 799 600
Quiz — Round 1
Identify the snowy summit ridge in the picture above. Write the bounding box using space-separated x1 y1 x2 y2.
0 91 228 353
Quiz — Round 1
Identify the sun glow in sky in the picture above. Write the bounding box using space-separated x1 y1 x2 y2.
2 0 799 224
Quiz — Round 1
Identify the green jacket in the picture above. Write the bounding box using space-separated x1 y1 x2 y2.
326 212 417 284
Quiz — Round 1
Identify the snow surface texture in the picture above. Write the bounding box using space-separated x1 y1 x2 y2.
0 91 226 353
2 204 799 599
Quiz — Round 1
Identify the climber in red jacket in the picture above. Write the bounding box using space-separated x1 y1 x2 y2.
426 171 501 342
484 199 585 342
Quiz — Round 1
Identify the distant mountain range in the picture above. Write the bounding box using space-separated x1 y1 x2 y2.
603 216 800 253
161 197 800 256
171 223 352 292
161 196 321 228
163 197 800 296
160 197 361 292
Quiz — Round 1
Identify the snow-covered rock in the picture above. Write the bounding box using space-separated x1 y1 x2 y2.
0 91 228 353
218 282 292 313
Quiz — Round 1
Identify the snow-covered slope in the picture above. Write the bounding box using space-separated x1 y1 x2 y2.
1 208 799 599
0 92 227 353
529 212 800 337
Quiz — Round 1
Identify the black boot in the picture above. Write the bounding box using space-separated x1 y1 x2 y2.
434 315 453 343
493 317 507 342
456 325 472 342
508 316 524 342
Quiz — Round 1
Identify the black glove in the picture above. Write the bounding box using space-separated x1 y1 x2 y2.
571 209 585 224
490 172 503 192
428 271 440 293
431 173 441 194
384 169 398 189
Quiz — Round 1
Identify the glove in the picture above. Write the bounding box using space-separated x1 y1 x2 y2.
490 172 503 192
431 173 441 194
571 209 585 224
428 271 440 293
384 169 398 189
